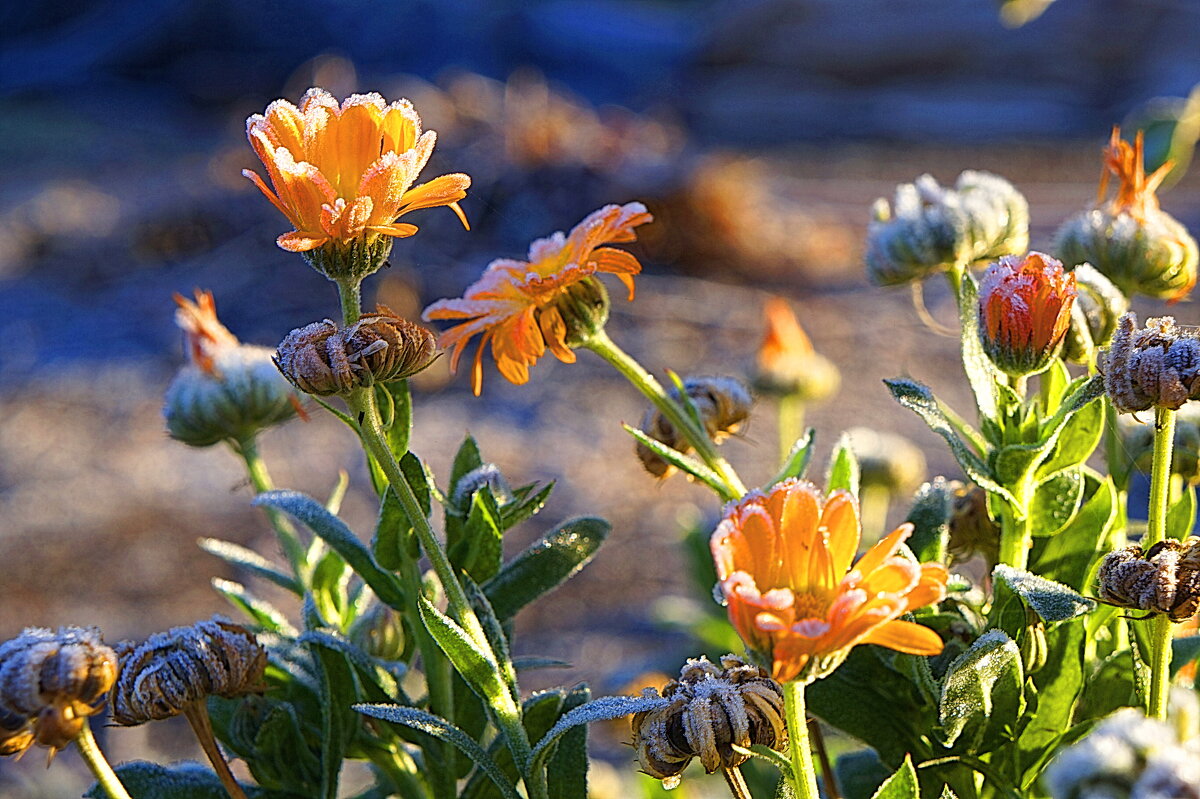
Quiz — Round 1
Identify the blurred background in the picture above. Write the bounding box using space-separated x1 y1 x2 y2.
2 0 1200 795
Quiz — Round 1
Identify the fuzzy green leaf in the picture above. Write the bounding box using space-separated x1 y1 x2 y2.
256 490 407 610
959 273 1000 423
500 481 554 529
450 435 485 489
871 755 919 799
623 424 728 495
483 517 609 620
547 684 591 799
418 594 509 710
85 761 263 798
903 478 954 563
827 432 861 497
1036 394 1104 480
993 565 1095 623
1167 484 1197 540
1030 470 1084 537
198 538 301 595
458 488 504 583
305 635 358 799
1030 474 1117 591
938 630 1025 751
769 428 816 487
531 695 668 769
355 704 522 799
383 380 412 458
210 578 296 635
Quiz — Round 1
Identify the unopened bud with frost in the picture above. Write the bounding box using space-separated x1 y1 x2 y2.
164 290 299 447
751 297 839 401
978 252 1077 377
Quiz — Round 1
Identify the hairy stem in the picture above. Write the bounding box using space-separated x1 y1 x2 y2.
74 719 133 799
182 702 247 799
1145 406 1177 720
722 766 751 799
584 329 746 500
234 435 307 579
782 681 821 799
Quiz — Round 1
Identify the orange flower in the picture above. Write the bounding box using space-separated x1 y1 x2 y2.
753 297 839 400
978 252 1076 377
423 202 652 394
1097 126 1170 222
711 479 947 684
174 289 239 375
243 88 470 253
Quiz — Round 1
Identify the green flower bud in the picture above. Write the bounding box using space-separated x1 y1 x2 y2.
164 291 299 447
866 170 1029 286
553 275 610 349
1062 263 1129 363
1054 128 1199 301
347 603 407 662
301 236 394 283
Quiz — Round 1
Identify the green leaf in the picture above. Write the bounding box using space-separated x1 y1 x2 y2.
85 761 263 798
938 630 1025 751
456 488 505 583
992 565 1095 623
418 594 510 709
383 380 412 457
547 684 591 799
500 481 554 530
768 428 816 487
210 578 296 635
483 517 609 620
1029 474 1118 591
198 538 302 595
1029 470 1083 537
1167 484 1197 540
903 478 954 563
513 656 572 671
371 490 411 572
827 432 861 497
355 704 522 799
310 549 351 629
835 749 892 799
530 695 668 769
326 468 350 514
256 490 407 610
462 575 517 701
305 635 358 799
884 378 1016 505
451 435 485 489
731 743 793 779
871 755 919 799
623 424 729 496
1036 394 1104 480
1017 619 1088 786
959 273 999 423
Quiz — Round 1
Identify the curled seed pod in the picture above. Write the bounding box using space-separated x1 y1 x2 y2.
631 655 786 787
164 290 299 447
1101 313 1200 414
635 377 752 478
0 626 118 755
1097 538 1200 622
947 482 1000 567
865 170 1029 287
111 618 266 726
275 307 438 396
348 602 407 662
1063 263 1129 363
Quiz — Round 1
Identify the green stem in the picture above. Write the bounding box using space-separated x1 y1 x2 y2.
782 681 821 799
1145 406 1177 720
337 278 363 325
996 477 1035 570
584 329 746 500
778 394 806 465
75 719 133 799
183 702 248 799
234 435 307 579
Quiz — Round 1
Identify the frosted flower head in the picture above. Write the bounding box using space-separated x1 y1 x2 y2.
1101 313 1200 414
978 252 1077 377
1063 263 1129 364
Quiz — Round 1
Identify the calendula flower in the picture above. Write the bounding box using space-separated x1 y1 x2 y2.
423 202 652 394
752 297 839 401
711 479 947 685
244 88 470 279
978 252 1077 377
1056 127 1198 302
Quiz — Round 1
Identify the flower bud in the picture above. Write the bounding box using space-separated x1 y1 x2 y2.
1101 313 1200 414
111 617 266 725
0 626 118 755
1018 606 1048 675
845 426 925 497
1055 128 1199 302
636 377 752 478
164 290 299 447
947 482 1000 567
1063 263 1129 363
631 654 786 787
348 602 407 662
1119 406 1200 484
978 252 1077 377
1097 538 1200 622
866 170 1029 286
553 275 611 349
275 307 438 396
301 236 395 283
751 297 840 401
450 463 515 509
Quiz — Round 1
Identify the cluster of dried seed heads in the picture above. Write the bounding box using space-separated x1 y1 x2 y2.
1097 537 1200 622
0 627 118 756
111 617 266 725
275 306 438 396
1101 314 1200 414
630 654 786 787
636 377 752 478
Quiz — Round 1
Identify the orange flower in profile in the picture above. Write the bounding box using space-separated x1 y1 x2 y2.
243 88 470 254
978 251 1076 377
423 202 652 394
1097 126 1170 222
710 479 947 684
174 290 239 375
753 297 839 400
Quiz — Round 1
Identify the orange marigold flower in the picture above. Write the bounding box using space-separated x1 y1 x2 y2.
753 297 839 400
978 251 1077 377
243 88 470 255
711 479 947 684
1097 127 1171 222
423 202 652 395
175 289 239 375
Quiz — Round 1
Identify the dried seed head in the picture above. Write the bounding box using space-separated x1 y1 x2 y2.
947 482 1000 567
630 654 786 786
110 617 266 726
1063 263 1129 364
164 290 299 447
1097 538 1200 622
636 377 752 478
866 170 1028 287
0 626 118 755
275 307 438 396
1101 313 1200 414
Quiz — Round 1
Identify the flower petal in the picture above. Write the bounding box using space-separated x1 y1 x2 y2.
860 619 944 655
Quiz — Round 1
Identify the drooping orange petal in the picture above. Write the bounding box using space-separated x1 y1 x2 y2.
860 619 944 655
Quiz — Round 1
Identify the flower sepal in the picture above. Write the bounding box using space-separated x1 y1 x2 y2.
302 235 394 283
